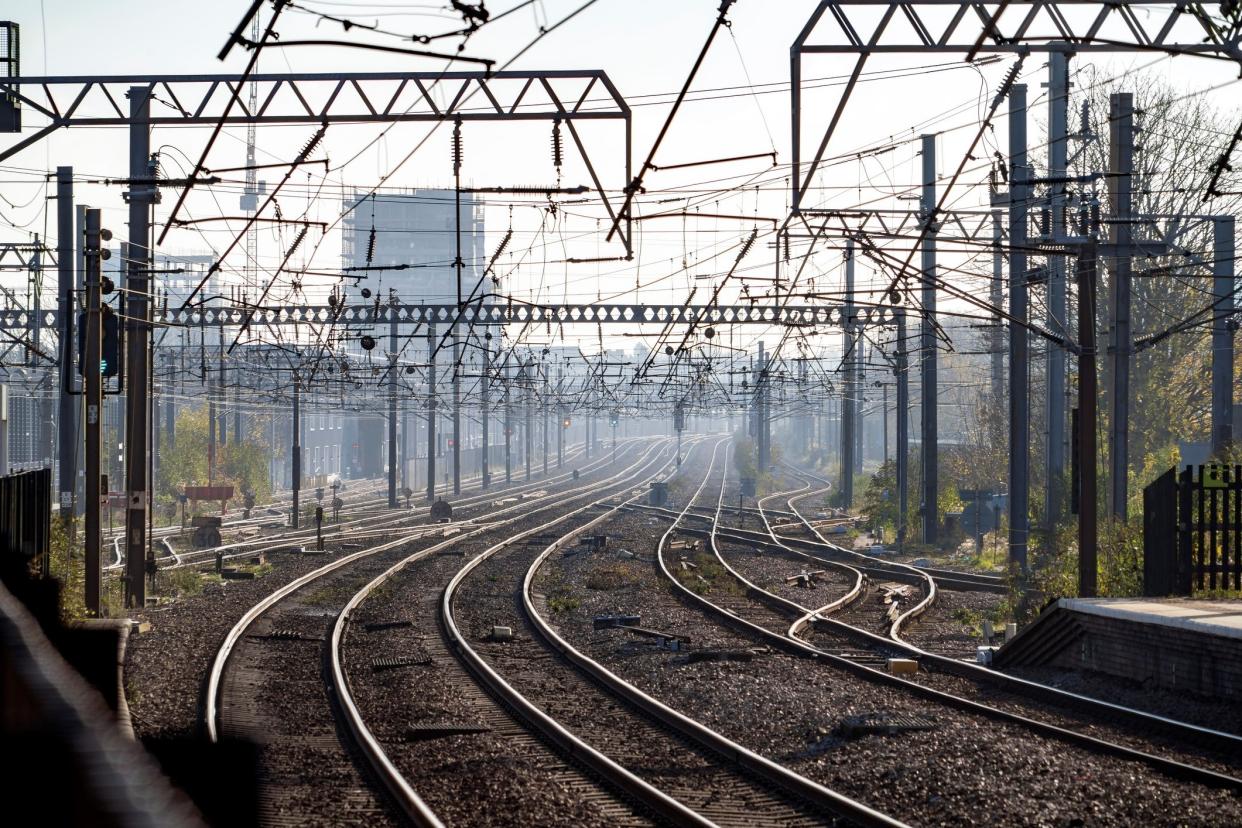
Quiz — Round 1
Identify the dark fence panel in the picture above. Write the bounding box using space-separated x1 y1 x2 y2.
1143 464 1242 596
0 467 51 574
1143 468 1178 596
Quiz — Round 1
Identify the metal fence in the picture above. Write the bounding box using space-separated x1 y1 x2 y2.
0 467 50 574
1143 464 1242 596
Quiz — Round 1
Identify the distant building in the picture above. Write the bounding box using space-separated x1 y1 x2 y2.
340 189 488 478
342 189 487 306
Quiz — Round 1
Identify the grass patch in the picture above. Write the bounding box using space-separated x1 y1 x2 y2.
303 585 341 606
674 551 745 597
546 594 581 613
542 570 582 614
585 562 638 591
156 567 207 599
236 561 273 578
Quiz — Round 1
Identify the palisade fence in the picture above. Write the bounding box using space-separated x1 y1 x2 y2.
1143 465 1242 596
0 467 51 577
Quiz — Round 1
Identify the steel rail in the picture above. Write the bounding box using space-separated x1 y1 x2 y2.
752 480 867 631
774 466 1242 760
681 464 1242 788
340 438 686 827
204 438 651 742
525 438 908 828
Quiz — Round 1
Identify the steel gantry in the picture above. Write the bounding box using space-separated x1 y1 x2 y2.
0 66 634 609
789 0 1242 581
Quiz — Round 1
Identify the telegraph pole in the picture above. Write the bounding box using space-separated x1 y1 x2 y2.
1211 216 1236 455
387 298 398 508
896 308 909 549
291 377 301 528
124 86 153 609
1045 49 1071 526
56 166 76 523
426 323 437 504
481 332 491 488
452 326 461 495
920 133 939 544
1107 92 1134 519
840 240 855 506
83 209 106 617
1008 84 1031 576
1077 242 1099 597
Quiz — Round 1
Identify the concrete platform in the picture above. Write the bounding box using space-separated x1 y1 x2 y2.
994 597 1242 701
1060 597 1242 639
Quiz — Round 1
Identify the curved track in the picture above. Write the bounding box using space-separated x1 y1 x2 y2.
204 439 670 825
679 460 1242 794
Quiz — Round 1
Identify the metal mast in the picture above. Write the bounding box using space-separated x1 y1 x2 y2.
241 13 260 281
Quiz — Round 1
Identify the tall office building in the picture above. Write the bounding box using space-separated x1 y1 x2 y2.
340 189 488 479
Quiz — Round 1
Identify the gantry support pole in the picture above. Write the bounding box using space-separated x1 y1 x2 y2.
388 307 398 508
1107 92 1134 519
504 356 512 484
557 364 564 469
291 378 301 528
1211 217 1236 455
124 86 152 609
991 209 1005 403
542 367 549 476
840 240 855 507
1045 49 1071 527
481 333 491 489
525 361 533 482
56 166 77 523
854 339 864 474
83 209 104 617
896 308 909 549
1008 85 1031 576
452 326 461 495
920 133 939 544
1077 242 1099 598
426 323 437 504
757 341 770 473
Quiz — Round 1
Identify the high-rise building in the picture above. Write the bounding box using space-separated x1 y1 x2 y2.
340 190 488 480
342 189 486 305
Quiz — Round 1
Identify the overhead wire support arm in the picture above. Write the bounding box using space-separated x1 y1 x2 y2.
789 1 1242 214
181 123 327 312
159 0 290 245
604 0 737 246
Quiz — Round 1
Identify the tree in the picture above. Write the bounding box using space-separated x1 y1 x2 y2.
157 406 272 513
1068 78 1242 503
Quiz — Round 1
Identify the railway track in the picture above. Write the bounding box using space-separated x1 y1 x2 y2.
761 467 1242 752
332 435 901 827
109 443 598 576
680 461 1242 795
136 443 600 575
519 437 901 827
203 438 676 825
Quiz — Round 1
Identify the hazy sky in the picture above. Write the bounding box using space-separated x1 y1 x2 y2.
3 1 1239 362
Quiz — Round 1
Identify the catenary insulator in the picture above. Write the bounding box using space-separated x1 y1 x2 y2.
552 120 564 169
